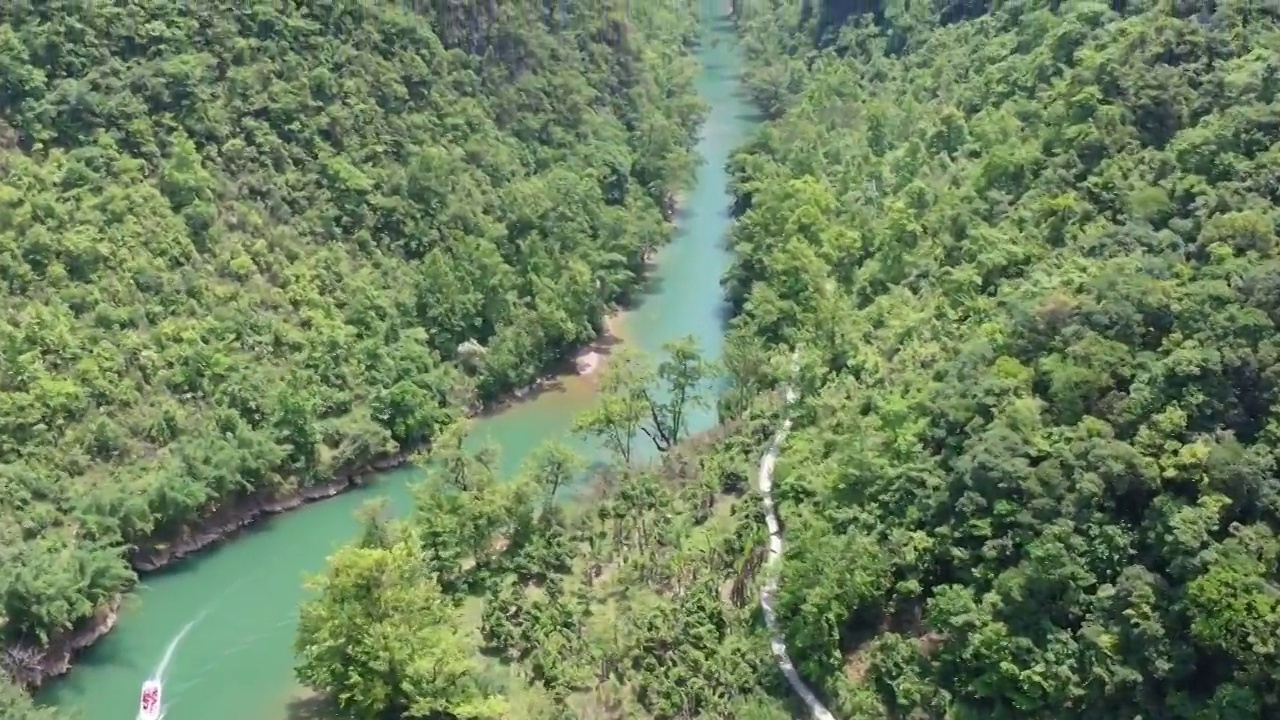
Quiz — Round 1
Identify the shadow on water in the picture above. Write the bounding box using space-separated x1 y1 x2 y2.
733 108 769 124
473 377 567 419
137 512 309 586
615 270 663 315
138 555 206 582
35 628 147 711
583 457 614 478
283 694 339 720
81 630 139 675
715 299 737 332
636 269 666 299
674 202 695 223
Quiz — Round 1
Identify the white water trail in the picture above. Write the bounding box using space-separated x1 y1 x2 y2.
150 619 196 684
145 569 257 684
137 572 261 718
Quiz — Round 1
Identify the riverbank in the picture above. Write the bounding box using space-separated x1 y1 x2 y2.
16 208 665 691
16 311 632 691
4 599 122 690
124 323 639 573
40 6 759 712
475 312 627 418
130 311 628 574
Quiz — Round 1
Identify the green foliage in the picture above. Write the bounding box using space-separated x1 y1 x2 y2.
0 0 705 678
729 1 1280 718
572 335 717 461
295 535 506 720
296 346 791 720
0 677 60 720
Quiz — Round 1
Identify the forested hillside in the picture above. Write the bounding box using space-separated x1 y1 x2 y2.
728 0 1280 718
0 0 705 695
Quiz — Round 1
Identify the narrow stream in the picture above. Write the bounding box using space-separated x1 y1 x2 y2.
41 6 759 719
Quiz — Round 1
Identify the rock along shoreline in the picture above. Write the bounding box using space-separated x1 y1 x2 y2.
16 192 674 691
13 321 619 691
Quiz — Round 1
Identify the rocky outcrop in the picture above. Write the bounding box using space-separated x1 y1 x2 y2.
662 191 678 221
5 597 121 690
130 451 409 571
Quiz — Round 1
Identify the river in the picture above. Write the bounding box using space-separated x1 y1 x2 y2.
41 7 758 719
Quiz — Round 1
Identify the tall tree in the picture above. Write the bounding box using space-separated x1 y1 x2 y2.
294 537 505 720
573 348 653 465
524 441 585 510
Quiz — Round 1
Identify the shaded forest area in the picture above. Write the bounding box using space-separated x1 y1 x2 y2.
0 0 706 702
727 0 1280 718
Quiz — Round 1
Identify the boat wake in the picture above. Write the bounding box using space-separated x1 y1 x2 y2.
132 575 249 718
138 618 197 720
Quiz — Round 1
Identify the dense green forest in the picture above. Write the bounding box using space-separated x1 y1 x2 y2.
294 2 1280 719
291 339 799 720
0 0 705 701
726 0 1280 718
13 1 1280 719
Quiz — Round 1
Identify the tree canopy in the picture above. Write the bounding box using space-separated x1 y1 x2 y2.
16 1 1280 719
301 1 1280 716
726 0 1280 717
0 0 705 699
294 341 802 720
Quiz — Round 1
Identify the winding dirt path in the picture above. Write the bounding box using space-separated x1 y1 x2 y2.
757 365 837 720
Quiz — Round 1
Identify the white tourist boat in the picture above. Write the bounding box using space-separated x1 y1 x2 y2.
138 679 163 720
